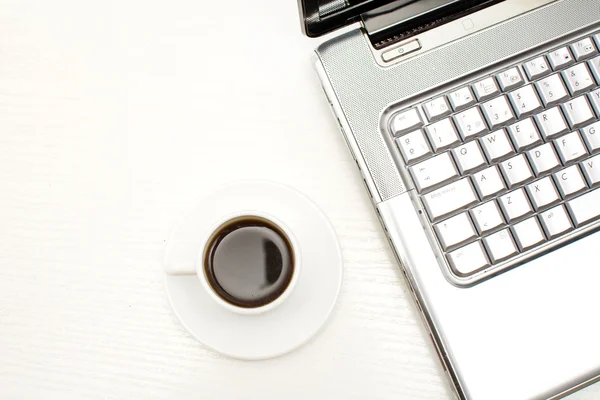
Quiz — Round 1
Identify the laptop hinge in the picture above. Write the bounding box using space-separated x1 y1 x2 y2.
362 0 504 50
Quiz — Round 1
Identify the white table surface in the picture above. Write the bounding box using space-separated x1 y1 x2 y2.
1 1 598 399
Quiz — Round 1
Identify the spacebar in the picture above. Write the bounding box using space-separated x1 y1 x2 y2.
566 189 600 227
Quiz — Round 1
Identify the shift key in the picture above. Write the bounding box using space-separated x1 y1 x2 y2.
422 178 479 222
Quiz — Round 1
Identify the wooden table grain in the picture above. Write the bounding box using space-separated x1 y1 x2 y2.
0 1 598 399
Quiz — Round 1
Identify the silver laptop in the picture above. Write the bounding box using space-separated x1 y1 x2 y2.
299 0 600 398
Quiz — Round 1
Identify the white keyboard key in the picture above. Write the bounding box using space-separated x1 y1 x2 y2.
536 74 569 107
538 205 573 240
448 86 476 111
480 129 515 163
483 229 519 264
471 165 506 200
523 56 551 80
451 141 487 174
548 47 575 70
508 84 543 118
566 188 600 227
497 67 524 92
553 165 588 198
424 118 460 152
453 107 488 140
527 143 562 176
588 56 600 85
562 63 595 96
511 217 546 252
553 131 588 164
507 118 542 151
473 76 500 101
570 37 598 61
533 107 569 140
409 152 458 193
481 95 516 129
562 96 595 129
423 96 451 121
498 188 533 223
470 200 505 235
595 34 600 49
421 178 479 222
525 176 561 210
434 212 477 251
499 154 534 188
580 154 600 187
581 121 600 153
447 241 490 276
392 107 423 136
587 88 600 116
396 129 432 164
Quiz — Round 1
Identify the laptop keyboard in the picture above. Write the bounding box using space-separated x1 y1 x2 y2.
389 31 600 279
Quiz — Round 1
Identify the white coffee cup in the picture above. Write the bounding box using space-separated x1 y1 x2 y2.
195 211 302 316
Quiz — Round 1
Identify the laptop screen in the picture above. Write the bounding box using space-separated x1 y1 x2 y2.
300 0 503 38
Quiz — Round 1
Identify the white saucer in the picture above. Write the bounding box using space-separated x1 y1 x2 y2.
162 181 343 360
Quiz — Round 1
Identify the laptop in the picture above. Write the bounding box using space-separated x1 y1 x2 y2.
298 0 600 398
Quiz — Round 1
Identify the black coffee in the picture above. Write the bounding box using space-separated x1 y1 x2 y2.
203 216 294 308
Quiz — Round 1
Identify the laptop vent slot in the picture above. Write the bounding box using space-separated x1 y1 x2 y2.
363 0 504 50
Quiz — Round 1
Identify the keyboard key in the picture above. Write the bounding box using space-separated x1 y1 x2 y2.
527 143 562 176
497 67 524 92
471 165 506 200
425 118 460 152
511 217 546 252
553 165 588 198
588 56 600 85
483 229 519 263
473 76 500 101
548 46 575 70
453 107 488 140
507 118 542 151
523 56 551 80
499 154 534 188
481 95 516 129
525 176 561 211
448 86 476 111
553 131 588 164
423 96 451 121
538 205 572 240
588 88 600 116
498 188 533 223
580 154 600 187
470 200 505 235
566 188 600 227
434 212 477 251
536 73 569 107
396 129 432 164
562 63 595 96
409 152 458 193
533 107 569 140
451 141 487 174
392 107 423 136
447 241 490 276
570 37 598 61
421 178 478 222
561 96 595 129
509 84 543 118
480 129 515 163
581 121 600 153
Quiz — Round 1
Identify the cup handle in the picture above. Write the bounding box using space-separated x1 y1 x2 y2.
162 238 199 275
